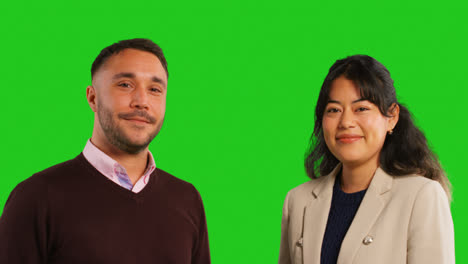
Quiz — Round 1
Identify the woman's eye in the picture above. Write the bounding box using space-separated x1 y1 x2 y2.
357 107 369 112
326 108 340 113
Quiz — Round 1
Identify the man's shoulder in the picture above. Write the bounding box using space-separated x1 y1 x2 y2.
4 155 83 209
15 154 84 191
35 154 83 176
152 168 204 203
154 168 198 191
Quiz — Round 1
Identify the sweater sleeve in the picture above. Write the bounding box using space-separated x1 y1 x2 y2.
0 177 49 264
407 180 455 264
192 187 211 264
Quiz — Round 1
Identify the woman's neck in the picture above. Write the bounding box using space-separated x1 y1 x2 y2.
340 160 378 193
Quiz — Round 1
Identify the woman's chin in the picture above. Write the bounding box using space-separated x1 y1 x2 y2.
338 156 368 167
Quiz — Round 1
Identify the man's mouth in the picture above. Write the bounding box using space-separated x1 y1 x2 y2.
118 111 156 124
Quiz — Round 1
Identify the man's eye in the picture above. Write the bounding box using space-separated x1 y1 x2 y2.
118 83 130 88
326 108 340 113
150 88 161 93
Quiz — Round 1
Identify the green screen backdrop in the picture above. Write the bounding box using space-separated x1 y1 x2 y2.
1 0 466 262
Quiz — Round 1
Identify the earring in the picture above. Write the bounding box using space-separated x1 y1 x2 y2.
388 129 393 135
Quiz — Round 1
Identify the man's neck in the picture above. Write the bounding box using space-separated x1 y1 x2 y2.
113 151 149 184
90 138 149 185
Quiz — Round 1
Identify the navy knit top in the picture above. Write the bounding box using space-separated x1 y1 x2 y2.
320 177 367 264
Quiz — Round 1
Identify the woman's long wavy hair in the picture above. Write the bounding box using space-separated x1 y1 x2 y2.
305 55 451 200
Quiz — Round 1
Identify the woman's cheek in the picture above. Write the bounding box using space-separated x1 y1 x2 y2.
360 115 387 145
322 120 335 144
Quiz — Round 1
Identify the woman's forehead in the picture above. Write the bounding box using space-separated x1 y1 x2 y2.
328 76 362 102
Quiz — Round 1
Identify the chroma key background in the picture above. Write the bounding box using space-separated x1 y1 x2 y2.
1 0 466 262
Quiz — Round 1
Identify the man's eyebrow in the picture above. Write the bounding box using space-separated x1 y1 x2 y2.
112 72 135 80
151 76 166 86
112 72 167 87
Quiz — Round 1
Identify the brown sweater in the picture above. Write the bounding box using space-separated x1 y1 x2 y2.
0 153 210 264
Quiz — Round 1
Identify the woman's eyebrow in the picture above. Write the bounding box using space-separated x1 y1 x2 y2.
326 98 366 105
327 99 341 105
352 98 367 104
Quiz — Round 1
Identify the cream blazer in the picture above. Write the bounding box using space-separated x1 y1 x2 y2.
278 165 454 264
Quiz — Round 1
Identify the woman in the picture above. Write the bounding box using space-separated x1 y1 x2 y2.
279 55 454 264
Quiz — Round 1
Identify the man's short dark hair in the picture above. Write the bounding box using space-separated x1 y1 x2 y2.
91 38 168 79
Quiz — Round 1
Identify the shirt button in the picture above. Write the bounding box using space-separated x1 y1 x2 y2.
363 235 373 245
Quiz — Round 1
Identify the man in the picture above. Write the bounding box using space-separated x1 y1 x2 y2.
0 38 210 264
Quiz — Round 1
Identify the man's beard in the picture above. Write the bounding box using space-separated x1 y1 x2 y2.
97 101 162 154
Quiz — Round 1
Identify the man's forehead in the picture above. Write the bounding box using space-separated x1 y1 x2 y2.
105 49 163 69
94 49 167 83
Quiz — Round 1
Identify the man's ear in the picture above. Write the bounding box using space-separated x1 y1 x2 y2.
387 103 400 131
86 85 98 112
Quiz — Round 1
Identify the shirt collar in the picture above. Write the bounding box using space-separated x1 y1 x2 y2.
82 139 156 189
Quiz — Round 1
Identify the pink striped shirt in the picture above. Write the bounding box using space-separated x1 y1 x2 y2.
82 140 156 193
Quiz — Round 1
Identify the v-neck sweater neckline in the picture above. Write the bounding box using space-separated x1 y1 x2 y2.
76 153 159 202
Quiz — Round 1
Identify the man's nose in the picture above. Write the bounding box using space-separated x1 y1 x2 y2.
130 86 149 110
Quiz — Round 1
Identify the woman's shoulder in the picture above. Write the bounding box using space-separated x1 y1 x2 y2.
388 173 449 204
286 176 329 200
391 173 443 193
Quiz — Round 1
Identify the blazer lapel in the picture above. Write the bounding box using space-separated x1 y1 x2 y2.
302 165 341 264
337 167 393 264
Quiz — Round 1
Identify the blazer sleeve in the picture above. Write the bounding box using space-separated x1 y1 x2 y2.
278 191 292 264
407 180 455 264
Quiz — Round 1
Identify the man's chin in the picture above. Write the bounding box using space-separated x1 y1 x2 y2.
112 127 160 154
120 141 151 154
109 134 153 154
